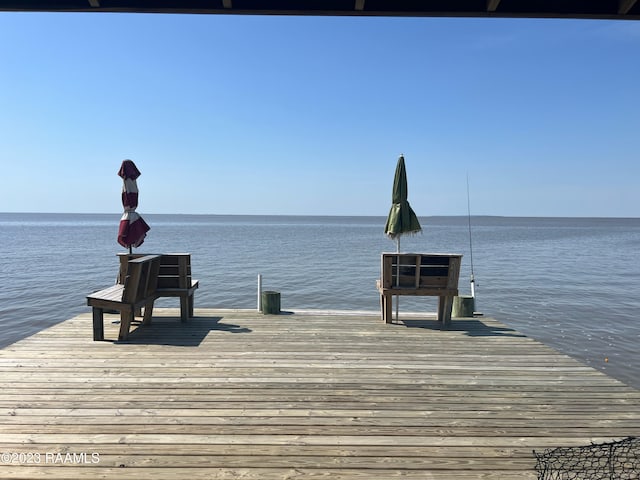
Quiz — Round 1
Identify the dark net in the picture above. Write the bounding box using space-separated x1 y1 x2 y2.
534 437 640 480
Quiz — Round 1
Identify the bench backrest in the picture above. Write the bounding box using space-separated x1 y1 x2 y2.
122 254 162 304
118 253 193 290
380 253 462 290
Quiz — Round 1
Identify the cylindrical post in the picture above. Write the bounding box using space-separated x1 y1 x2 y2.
257 274 262 312
453 295 475 317
261 291 281 315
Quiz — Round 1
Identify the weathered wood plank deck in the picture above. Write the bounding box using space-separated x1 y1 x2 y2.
0 308 639 479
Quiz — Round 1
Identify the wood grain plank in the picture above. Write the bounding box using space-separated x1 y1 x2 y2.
0 309 638 479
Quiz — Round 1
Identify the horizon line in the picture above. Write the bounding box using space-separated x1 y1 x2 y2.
1 212 639 220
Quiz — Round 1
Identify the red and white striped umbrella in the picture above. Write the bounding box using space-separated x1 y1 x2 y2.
117 159 150 251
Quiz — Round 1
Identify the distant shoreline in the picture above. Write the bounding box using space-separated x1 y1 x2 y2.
1 212 639 220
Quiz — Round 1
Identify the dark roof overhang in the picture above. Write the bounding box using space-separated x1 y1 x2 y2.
1 0 639 20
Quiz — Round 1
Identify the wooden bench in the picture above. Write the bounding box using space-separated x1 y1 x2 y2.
87 254 161 341
117 253 199 321
376 253 462 325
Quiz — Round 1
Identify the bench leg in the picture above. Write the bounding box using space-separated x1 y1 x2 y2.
118 310 134 341
188 293 194 318
142 299 155 326
438 296 454 326
92 308 104 341
381 293 393 324
179 295 188 322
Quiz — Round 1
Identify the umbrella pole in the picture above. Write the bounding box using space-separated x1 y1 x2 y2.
396 237 400 322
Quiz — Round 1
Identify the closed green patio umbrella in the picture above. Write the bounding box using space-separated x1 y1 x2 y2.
384 154 422 250
384 155 422 321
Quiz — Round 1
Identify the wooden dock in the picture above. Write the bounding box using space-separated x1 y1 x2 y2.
1 308 639 479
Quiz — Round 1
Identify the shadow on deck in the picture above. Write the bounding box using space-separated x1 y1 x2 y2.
114 315 252 346
398 318 528 337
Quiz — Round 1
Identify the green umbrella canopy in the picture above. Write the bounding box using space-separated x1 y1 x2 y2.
384 155 422 241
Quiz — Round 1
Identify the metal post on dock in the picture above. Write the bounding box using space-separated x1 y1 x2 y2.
257 274 262 312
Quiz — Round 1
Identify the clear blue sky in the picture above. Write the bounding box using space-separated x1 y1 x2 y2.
1 12 638 217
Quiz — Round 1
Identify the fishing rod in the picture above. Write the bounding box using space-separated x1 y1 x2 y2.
466 173 476 301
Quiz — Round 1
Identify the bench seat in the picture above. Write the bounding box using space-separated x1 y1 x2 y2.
87 284 125 304
155 279 199 320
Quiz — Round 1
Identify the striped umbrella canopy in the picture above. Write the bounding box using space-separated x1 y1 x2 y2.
117 159 150 252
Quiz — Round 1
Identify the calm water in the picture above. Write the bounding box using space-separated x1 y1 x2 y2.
1 213 639 388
